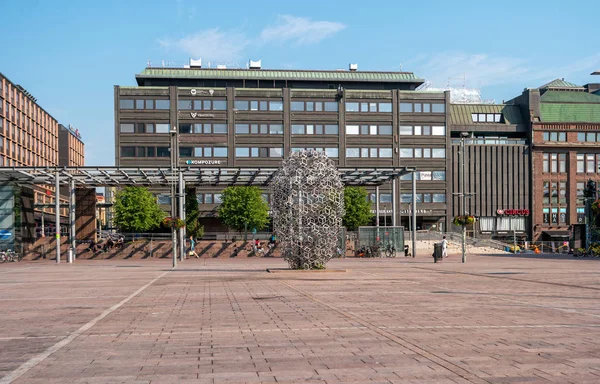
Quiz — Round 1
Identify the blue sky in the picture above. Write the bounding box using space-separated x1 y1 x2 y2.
1 0 599 166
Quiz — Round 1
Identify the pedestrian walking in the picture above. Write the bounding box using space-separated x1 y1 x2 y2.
188 236 198 258
441 236 449 258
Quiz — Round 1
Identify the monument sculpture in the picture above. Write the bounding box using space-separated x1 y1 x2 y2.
270 150 345 269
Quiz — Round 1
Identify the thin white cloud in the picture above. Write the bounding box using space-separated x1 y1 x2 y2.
158 28 249 62
411 52 600 89
260 15 346 45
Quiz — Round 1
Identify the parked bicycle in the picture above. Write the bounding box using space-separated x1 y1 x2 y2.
574 244 600 258
382 242 396 258
0 250 22 263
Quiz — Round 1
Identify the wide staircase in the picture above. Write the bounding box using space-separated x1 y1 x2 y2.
23 238 282 261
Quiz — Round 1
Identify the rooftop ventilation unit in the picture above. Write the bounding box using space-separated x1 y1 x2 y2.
189 58 202 68
349 63 358 71
216 64 227 69
249 59 262 69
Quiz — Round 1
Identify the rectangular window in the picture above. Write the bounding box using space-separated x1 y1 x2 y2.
379 148 392 158
146 147 156 157
432 194 445 203
292 124 304 134
269 101 283 111
432 104 445 113
551 182 558 204
179 123 192 134
213 100 227 110
324 102 338 112
346 125 359 135
157 147 170 157
155 123 170 133
577 154 584 172
559 153 566 173
577 182 585 205
423 103 431 113
551 153 558 173
291 101 304 111
542 153 549 173
120 123 134 133
180 147 193 157
379 125 392 135
269 124 283 135
234 100 249 110
414 103 422 113
236 147 249 157
178 100 192 110
155 100 170 109
235 124 249 134
379 103 392 113
578 132 586 142
204 147 212 157
146 99 154 109
325 148 338 157
400 103 412 113
135 100 145 109
432 171 446 180
120 146 135 157
346 148 359 158
432 126 445 136
432 148 445 158
270 147 283 157
543 181 550 204
119 99 134 109
345 102 359 112
400 148 413 158
587 154 595 173
212 147 226 157
399 126 412 135
204 194 213 204
560 181 567 204
325 124 338 134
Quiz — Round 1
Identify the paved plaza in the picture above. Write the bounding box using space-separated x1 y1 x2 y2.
0 253 599 383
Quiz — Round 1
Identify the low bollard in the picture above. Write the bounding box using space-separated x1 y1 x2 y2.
67 248 73 263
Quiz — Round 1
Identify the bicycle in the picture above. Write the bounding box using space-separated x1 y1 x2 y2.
0 250 22 262
383 243 396 258
574 244 600 258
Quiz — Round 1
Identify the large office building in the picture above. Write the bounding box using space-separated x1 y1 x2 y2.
115 63 450 231
0 71 85 235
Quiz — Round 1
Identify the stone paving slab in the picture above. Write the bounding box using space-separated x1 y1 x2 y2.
0 254 599 383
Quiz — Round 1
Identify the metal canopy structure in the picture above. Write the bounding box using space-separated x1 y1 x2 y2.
0 165 418 264
0 166 412 187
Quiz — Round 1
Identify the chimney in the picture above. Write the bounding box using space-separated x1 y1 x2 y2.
349 63 358 71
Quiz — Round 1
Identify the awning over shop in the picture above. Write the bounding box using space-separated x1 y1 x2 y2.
542 230 571 238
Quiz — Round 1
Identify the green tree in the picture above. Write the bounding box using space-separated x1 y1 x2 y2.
217 186 269 239
114 186 164 233
185 187 204 238
343 187 373 230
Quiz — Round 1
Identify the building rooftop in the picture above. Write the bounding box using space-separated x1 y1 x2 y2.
449 104 525 125
538 78 583 90
539 89 600 123
136 67 424 84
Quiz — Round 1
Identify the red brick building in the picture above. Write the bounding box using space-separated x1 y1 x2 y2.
509 78 600 246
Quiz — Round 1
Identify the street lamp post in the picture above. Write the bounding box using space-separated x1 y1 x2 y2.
460 132 469 263
170 128 178 268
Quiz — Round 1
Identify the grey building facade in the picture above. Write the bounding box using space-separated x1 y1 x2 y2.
115 66 451 231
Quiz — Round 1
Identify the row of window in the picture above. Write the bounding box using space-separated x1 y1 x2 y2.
346 125 393 135
542 207 568 224
177 99 227 111
578 132 600 143
120 99 170 110
400 193 446 203
542 131 600 143
234 147 284 158
291 101 339 112
399 171 446 181
346 102 392 113
400 148 446 158
235 123 284 135
180 123 228 134
399 125 446 136
400 102 445 114
542 181 567 205
120 123 171 134
121 146 229 158
291 124 339 135
234 100 283 111
369 193 447 203
577 154 600 173
471 113 502 123
291 147 339 157
542 153 567 173
346 147 393 158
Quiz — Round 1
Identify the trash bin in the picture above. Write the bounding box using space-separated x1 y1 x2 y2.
433 243 443 263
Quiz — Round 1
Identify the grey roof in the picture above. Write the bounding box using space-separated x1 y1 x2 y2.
0 167 413 187
137 68 424 84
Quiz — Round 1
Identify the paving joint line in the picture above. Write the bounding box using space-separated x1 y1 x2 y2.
269 277 491 384
0 269 170 384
